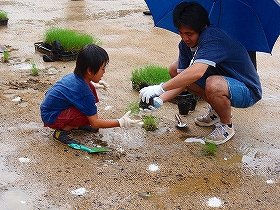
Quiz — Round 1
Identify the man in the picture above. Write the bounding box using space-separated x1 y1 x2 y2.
140 2 262 145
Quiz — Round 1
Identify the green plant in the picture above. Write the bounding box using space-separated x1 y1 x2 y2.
142 114 160 131
131 64 171 91
29 61 40 76
126 100 140 116
202 142 217 157
44 27 101 52
0 11 8 19
3 50 9 63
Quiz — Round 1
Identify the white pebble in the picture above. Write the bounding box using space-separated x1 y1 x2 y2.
207 197 222 207
148 164 159 172
12 96 22 103
104 106 112 110
266 179 274 184
18 157 30 163
71 188 88 196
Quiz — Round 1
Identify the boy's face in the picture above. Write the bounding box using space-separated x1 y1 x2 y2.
92 62 106 83
178 26 200 48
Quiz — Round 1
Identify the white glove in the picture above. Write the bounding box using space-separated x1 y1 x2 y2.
118 111 143 128
92 80 110 89
139 83 166 103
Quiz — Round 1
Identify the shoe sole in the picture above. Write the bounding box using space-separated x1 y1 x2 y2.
53 130 77 144
194 117 220 127
73 128 99 133
205 130 235 145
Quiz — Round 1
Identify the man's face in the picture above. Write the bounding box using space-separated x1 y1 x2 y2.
178 26 200 48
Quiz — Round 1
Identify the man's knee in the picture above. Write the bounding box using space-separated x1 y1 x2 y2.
205 76 228 94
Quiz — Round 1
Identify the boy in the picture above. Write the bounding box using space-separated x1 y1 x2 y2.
41 44 142 144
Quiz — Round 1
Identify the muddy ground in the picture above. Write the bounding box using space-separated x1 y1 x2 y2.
0 0 280 209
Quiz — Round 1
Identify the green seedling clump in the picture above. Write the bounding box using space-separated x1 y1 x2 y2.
44 27 101 52
126 100 140 116
142 114 160 131
3 50 9 63
202 142 217 157
29 62 40 76
0 11 8 19
131 64 171 91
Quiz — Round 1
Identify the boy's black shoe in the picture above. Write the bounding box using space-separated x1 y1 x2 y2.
53 129 77 144
74 126 99 133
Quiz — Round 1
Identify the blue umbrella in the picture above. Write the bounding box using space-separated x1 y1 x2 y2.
144 0 280 53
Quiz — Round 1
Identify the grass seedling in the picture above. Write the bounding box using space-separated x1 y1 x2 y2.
142 114 160 131
202 142 217 157
29 61 40 76
44 27 101 52
126 100 140 116
3 50 9 63
0 11 8 19
131 64 171 91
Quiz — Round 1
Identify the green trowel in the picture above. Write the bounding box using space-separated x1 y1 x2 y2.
68 143 111 153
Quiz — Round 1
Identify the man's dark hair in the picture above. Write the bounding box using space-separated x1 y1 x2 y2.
74 44 109 78
173 1 210 34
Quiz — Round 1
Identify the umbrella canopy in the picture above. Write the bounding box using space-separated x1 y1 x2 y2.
144 0 280 53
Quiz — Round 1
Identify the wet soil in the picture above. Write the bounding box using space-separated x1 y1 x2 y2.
0 0 280 209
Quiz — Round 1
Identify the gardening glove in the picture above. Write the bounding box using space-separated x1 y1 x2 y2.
139 82 166 103
118 111 143 128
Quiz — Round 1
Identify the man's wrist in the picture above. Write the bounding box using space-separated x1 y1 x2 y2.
160 82 166 93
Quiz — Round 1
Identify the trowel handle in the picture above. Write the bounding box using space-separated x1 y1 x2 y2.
175 114 183 123
68 143 92 153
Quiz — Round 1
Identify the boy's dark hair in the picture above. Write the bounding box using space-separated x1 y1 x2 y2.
173 1 210 34
74 44 109 78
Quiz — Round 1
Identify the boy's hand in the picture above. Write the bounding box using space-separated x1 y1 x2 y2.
92 80 110 89
118 111 143 128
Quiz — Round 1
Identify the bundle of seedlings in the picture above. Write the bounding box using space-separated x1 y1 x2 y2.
0 11 8 25
35 27 101 62
44 27 101 53
131 64 171 91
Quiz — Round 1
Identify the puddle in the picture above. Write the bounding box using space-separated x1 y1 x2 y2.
12 63 32 70
99 128 145 149
7 122 42 131
0 189 32 210
218 154 243 166
169 169 240 195
0 143 20 185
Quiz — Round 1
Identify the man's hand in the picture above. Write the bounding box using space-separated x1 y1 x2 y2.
139 83 165 103
118 111 143 128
